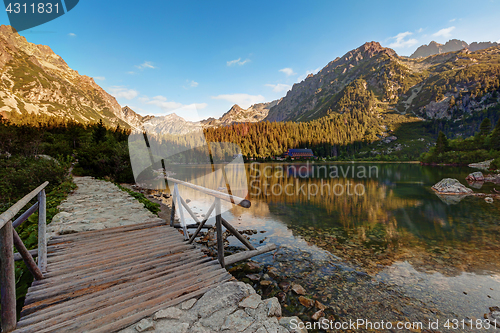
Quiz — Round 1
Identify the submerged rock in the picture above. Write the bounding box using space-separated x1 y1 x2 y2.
432 178 473 194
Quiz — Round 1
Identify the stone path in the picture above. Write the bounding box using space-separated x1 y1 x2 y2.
47 176 163 238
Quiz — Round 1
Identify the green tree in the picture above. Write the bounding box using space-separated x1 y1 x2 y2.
435 131 449 154
479 118 492 136
92 119 107 143
491 120 500 150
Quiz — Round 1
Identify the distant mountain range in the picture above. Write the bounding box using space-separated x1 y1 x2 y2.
410 39 498 58
1 24 499 136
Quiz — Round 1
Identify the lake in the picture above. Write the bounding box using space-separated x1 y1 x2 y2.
164 162 500 330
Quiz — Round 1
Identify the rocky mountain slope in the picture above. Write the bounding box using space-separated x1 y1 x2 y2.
410 39 498 58
0 25 136 128
202 99 281 127
141 113 203 135
265 41 500 122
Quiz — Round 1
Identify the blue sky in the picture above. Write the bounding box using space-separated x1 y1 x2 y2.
1 0 500 120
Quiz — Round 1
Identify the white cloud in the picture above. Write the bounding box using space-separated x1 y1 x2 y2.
388 31 419 48
433 26 455 38
449 18 456 22
189 80 198 88
265 83 291 93
279 68 296 76
108 86 138 100
416 28 424 33
127 71 136 75
68 33 76 37
140 95 207 120
211 93 266 109
227 58 251 66
297 67 321 83
136 61 155 69
94 76 105 81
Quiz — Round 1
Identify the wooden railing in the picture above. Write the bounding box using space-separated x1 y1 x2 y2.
0 182 48 332
167 177 275 268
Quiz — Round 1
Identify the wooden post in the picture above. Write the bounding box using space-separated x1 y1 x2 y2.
0 222 17 332
38 189 47 273
215 198 224 268
169 199 176 227
187 199 216 244
174 185 188 240
12 229 44 280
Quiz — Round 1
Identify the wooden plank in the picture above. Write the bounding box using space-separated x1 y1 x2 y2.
12 229 43 280
225 243 277 266
45 237 191 271
19 256 215 321
45 230 183 263
12 202 39 229
47 220 167 244
19 269 230 333
0 221 17 332
47 225 178 252
29 250 205 293
37 189 47 273
0 181 48 230
20 259 219 320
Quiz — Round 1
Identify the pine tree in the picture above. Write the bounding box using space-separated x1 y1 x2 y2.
435 131 449 154
491 120 500 150
479 118 492 136
92 119 107 143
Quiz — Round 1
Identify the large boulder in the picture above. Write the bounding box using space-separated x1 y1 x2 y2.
432 178 473 194
469 159 494 171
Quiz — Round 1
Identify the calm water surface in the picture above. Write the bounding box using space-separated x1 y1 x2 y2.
168 162 500 322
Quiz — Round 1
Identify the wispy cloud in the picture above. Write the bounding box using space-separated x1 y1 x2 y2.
189 80 198 88
388 31 418 48
136 61 156 70
449 18 456 22
265 83 291 93
433 26 455 38
227 58 251 66
94 76 105 81
108 86 138 100
416 28 424 33
68 33 76 37
127 71 136 75
211 93 265 109
297 67 321 83
279 68 296 76
140 95 207 119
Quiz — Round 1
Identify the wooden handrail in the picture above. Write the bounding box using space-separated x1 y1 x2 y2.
0 181 48 230
166 177 251 208
0 182 48 332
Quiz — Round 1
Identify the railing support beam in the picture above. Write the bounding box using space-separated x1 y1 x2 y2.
187 199 216 244
38 189 47 273
0 221 16 332
13 229 44 280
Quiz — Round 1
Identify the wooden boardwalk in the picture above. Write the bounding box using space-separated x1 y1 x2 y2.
14 220 232 333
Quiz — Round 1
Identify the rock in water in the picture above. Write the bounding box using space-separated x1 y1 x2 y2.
466 171 485 182
485 197 494 203
432 178 473 194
